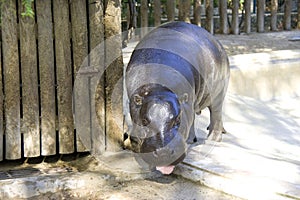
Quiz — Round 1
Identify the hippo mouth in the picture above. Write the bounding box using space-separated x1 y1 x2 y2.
134 150 186 175
133 136 187 174
155 152 186 174
156 166 175 175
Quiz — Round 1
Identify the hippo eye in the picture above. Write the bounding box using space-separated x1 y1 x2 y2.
179 93 189 104
174 116 181 126
133 94 143 106
169 115 181 128
141 118 150 126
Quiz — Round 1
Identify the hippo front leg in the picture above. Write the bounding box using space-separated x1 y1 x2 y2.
187 122 197 144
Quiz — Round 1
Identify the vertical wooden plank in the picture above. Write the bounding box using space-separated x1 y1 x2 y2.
257 0 265 32
298 0 300 29
89 0 105 155
36 0 56 156
53 0 74 154
178 0 191 23
19 0 40 158
140 0 148 37
206 0 214 33
270 0 278 31
219 0 228 34
0 41 3 161
232 0 240 34
1 0 21 160
283 0 292 30
104 0 124 151
71 0 88 75
70 0 90 152
166 0 175 22
193 0 202 26
153 0 161 26
244 0 251 33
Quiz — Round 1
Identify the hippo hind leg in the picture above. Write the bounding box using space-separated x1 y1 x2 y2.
207 124 227 133
207 92 227 142
207 107 224 142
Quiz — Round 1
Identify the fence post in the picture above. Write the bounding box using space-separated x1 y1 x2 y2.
244 0 251 33
178 0 191 23
36 0 56 156
257 0 265 32
284 0 292 30
219 0 228 34
206 0 214 33
140 0 148 37
154 0 161 26
19 0 40 158
104 0 124 151
270 0 278 31
1 0 21 160
0 40 3 161
232 0 239 34
53 0 75 154
193 0 201 26
298 0 300 29
166 0 175 22
89 0 106 154
71 0 90 152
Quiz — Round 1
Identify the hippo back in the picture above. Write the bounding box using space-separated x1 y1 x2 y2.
126 22 229 107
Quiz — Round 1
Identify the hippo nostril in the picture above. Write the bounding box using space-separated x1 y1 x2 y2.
142 118 150 126
171 149 175 155
153 151 159 158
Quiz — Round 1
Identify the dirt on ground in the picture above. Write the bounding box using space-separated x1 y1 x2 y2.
1 154 241 200
29 174 239 200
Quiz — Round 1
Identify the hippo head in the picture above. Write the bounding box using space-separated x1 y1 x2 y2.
128 84 187 174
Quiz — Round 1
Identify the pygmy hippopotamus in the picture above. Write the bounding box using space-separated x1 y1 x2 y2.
125 21 230 174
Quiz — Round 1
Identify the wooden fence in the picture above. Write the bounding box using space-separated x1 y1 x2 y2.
123 0 300 34
0 0 124 161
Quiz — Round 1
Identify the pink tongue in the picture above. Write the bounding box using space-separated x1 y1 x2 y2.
156 166 175 175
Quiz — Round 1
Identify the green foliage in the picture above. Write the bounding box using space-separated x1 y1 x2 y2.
21 0 34 18
228 0 245 11
0 0 34 18
0 0 34 28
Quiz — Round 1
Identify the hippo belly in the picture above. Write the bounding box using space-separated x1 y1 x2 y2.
125 21 230 174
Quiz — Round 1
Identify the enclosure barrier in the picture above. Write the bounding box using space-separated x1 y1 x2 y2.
123 0 300 34
0 0 123 161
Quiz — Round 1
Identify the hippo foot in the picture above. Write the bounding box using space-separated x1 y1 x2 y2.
187 136 197 144
207 130 222 142
207 126 227 134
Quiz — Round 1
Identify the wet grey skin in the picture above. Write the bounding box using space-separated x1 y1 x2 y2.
125 21 230 171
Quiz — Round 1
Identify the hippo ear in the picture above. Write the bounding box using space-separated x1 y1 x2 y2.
179 93 188 104
133 94 143 106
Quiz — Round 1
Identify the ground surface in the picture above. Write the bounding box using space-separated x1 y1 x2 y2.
216 31 300 56
0 155 241 200
1 30 300 200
